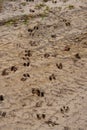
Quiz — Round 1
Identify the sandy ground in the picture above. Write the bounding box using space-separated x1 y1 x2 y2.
0 0 87 130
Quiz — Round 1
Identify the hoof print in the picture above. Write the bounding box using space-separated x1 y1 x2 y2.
10 66 17 72
30 9 35 13
64 46 70 51
44 53 50 58
1 68 9 76
65 22 71 26
35 101 43 107
40 91 44 97
51 34 56 38
21 73 30 81
45 120 59 126
28 23 39 33
32 88 44 97
56 63 63 69
64 126 70 130
0 111 6 117
0 95 4 101
23 62 30 67
36 89 40 96
32 88 36 95
21 77 27 81
36 114 41 120
36 114 46 120
75 53 81 59
60 106 69 114
49 74 56 81
42 114 46 119
25 50 32 57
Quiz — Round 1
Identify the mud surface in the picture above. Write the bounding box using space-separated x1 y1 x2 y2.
0 0 87 130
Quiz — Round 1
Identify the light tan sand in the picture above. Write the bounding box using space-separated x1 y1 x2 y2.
0 0 87 130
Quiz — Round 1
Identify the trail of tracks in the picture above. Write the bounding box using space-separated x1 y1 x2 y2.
0 0 87 130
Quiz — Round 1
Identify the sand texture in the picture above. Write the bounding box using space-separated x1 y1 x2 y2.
0 0 87 130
